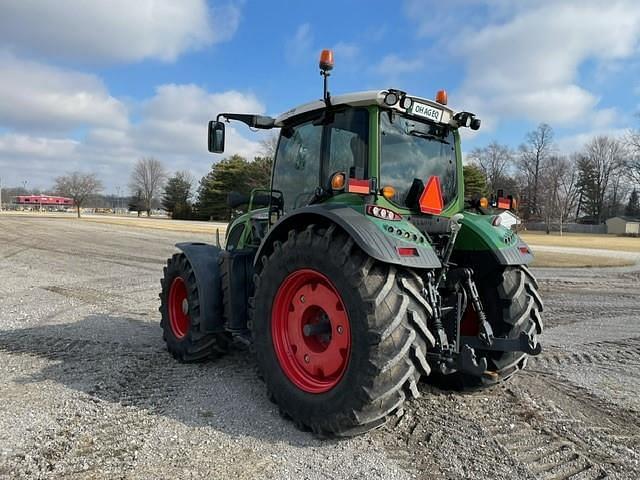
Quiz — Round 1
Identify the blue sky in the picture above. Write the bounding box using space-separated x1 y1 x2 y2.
1 0 640 193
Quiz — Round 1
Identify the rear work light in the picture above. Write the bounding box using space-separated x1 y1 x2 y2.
366 205 402 221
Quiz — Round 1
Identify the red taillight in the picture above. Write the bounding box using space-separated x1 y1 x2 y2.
519 246 530 255
366 205 401 221
348 178 370 194
397 247 419 257
419 176 444 215
497 197 510 209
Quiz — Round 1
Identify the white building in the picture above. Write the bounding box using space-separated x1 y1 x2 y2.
606 216 640 235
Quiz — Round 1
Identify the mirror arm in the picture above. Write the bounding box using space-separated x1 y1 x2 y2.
217 113 275 130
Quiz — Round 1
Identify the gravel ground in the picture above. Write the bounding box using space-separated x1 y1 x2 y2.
1 216 639 479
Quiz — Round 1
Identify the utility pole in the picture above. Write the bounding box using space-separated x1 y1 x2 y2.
0 176 3 212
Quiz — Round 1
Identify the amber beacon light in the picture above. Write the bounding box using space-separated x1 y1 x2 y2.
319 49 334 71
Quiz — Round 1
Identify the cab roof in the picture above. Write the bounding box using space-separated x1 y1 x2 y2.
274 89 456 127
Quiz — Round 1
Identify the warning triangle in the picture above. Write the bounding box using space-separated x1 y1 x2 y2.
419 176 444 215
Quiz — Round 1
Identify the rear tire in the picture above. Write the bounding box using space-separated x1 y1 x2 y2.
159 253 229 362
250 225 436 436
434 265 543 389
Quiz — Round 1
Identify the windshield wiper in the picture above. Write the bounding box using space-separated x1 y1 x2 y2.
407 129 450 145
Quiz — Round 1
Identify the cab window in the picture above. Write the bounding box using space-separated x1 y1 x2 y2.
326 108 369 181
272 120 323 212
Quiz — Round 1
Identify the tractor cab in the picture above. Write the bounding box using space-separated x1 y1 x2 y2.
209 86 482 254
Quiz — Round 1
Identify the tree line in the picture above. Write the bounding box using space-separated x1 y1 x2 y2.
11 125 640 224
464 123 640 231
43 135 276 219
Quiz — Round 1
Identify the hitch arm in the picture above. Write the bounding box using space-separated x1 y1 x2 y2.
461 331 542 355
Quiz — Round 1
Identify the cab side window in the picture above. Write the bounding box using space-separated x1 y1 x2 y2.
326 108 369 181
272 120 323 212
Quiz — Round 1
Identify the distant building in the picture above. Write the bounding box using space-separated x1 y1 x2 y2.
606 216 640 235
13 195 73 207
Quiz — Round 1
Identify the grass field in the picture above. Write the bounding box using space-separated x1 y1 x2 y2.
530 251 635 268
0 211 226 234
521 231 640 252
81 216 227 234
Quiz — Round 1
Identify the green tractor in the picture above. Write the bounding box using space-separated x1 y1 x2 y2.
159 50 543 436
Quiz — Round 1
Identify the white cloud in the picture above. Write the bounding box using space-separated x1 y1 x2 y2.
555 128 630 154
460 2 640 92
0 53 128 132
286 23 314 65
0 1 239 63
332 42 360 61
374 54 424 75
409 1 640 129
0 133 78 158
0 84 266 191
134 84 265 157
486 85 599 124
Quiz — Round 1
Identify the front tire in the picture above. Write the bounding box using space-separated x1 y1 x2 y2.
159 253 229 362
250 225 435 436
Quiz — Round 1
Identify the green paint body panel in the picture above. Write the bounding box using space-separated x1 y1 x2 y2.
455 212 520 252
322 194 436 255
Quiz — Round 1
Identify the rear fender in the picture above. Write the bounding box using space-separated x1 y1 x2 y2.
254 205 441 270
453 213 534 267
175 242 224 333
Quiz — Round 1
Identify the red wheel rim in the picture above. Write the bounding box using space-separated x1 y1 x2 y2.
271 269 351 393
168 277 190 339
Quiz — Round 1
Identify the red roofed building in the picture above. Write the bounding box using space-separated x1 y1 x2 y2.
14 195 74 206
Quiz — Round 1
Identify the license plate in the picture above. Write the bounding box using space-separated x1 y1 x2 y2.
411 102 443 122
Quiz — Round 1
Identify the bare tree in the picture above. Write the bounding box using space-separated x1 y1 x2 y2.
518 123 554 218
54 172 103 218
584 136 625 223
260 133 279 159
625 128 640 186
129 157 167 217
468 141 514 193
542 155 580 235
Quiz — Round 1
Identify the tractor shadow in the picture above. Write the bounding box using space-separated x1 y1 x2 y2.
0 314 329 447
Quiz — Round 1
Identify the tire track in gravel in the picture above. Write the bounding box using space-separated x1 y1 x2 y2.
376 387 535 480
0 227 162 272
465 376 640 480
481 399 608 480
0 247 30 261
380 367 640 480
513 374 640 477
530 337 640 369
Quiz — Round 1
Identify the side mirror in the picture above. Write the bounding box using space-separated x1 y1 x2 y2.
208 120 225 153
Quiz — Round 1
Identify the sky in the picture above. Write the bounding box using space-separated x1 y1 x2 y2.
1 0 640 194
